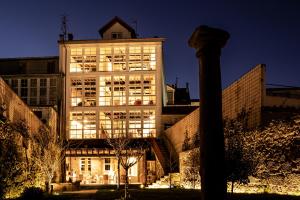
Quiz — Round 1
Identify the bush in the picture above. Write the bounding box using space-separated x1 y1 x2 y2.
21 187 44 200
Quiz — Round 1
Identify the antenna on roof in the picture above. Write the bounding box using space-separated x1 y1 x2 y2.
60 14 73 41
60 14 68 41
132 19 139 37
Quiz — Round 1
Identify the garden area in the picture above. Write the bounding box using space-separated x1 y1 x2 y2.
11 187 300 200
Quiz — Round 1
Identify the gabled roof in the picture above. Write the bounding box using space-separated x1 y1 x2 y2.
98 16 137 38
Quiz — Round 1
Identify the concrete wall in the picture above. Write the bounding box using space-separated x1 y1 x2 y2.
165 108 199 154
222 64 265 128
164 64 266 154
264 96 300 108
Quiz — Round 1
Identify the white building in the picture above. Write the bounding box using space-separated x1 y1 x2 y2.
59 17 166 184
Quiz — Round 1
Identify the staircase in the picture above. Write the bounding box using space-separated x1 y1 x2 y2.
149 138 171 174
147 173 181 188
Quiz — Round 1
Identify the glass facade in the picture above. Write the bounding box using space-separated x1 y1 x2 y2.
68 44 159 139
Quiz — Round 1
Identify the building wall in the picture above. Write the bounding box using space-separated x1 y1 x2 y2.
2 75 61 106
0 78 46 135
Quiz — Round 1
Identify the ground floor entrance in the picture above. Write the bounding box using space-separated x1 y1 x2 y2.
66 156 141 184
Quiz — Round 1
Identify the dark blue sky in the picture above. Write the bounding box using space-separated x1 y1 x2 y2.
1 0 299 99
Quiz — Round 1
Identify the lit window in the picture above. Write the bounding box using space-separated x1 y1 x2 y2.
129 46 142 71
99 47 112 72
70 112 83 139
113 76 126 106
113 47 126 71
143 46 156 70
71 79 83 106
129 110 142 137
113 111 126 138
99 112 112 138
129 75 142 105
83 78 96 106
83 111 96 139
83 48 96 72
99 76 112 106
70 48 83 72
143 75 156 105
104 158 111 171
143 110 156 137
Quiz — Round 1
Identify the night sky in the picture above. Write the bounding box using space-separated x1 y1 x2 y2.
1 0 299 99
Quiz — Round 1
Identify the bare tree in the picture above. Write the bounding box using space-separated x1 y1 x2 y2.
30 126 67 193
106 134 147 200
182 148 200 189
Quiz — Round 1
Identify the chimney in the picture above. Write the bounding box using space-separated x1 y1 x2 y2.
59 34 64 41
68 33 74 41
186 82 189 92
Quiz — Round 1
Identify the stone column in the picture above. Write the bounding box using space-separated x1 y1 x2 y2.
188 26 230 200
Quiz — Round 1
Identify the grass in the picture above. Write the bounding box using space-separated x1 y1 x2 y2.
43 189 300 200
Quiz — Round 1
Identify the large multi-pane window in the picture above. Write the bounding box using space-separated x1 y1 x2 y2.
70 111 83 139
129 110 142 137
99 47 112 71
113 47 126 71
20 79 28 103
129 75 142 105
143 75 156 105
40 78 47 105
113 111 126 137
143 110 156 137
99 111 112 138
71 79 83 106
113 76 126 106
69 111 96 139
70 48 83 72
70 78 96 107
49 78 57 105
129 47 142 71
11 79 18 94
83 78 96 106
143 46 156 70
30 79 37 105
83 111 96 138
99 76 112 106
75 45 156 72
83 48 96 72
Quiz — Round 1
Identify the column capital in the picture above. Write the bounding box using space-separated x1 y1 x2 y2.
188 25 230 56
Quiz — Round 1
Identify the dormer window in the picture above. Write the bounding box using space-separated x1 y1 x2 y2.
112 32 122 39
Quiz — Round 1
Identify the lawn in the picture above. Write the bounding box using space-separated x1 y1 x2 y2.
42 189 300 200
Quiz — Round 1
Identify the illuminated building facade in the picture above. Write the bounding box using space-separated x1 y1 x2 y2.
59 17 165 184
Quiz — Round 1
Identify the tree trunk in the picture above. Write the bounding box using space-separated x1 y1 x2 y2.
117 158 120 190
169 173 172 190
231 181 234 194
124 168 129 200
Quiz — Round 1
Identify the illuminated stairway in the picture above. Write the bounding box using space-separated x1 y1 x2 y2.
147 173 181 188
